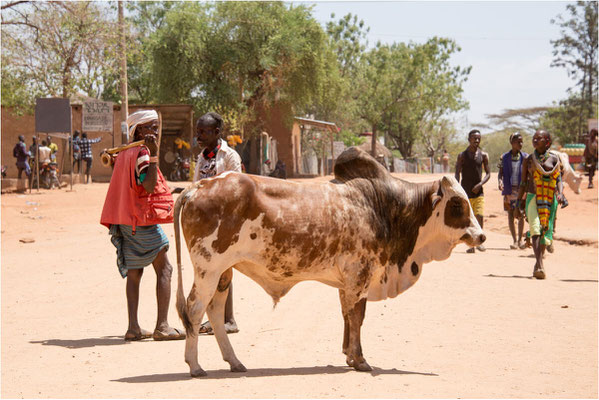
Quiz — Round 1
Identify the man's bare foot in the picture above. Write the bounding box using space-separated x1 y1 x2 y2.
533 264 546 279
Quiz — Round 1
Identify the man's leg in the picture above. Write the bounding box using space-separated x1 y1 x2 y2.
589 161 596 188
125 268 145 339
153 247 172 331
151 247 184 339
85 158 92 183
531 235 546 279
223 283 238 333
17 167 23 179
507 209 517 248
517 215 525 248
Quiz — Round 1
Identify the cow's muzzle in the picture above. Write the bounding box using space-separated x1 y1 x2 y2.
460 232 486 247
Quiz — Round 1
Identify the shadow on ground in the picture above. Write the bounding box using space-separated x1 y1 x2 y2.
30 336 128 349
113 365 438 382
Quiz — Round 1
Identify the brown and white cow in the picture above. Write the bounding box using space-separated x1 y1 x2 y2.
173 147 485 377
556 151 583 194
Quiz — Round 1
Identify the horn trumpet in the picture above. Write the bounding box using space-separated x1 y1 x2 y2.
100 140 145 167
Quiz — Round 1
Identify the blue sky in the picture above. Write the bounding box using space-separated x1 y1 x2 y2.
296 1 575 132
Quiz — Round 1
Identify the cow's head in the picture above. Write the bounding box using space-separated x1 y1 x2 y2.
423 176 485 259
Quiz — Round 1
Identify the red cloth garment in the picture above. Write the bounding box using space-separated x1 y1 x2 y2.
100 146 174 231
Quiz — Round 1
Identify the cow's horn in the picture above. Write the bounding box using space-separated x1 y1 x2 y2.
431 180 443 209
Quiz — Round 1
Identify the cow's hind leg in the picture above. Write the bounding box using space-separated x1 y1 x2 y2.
339 290 370 372
184 275 220 377
206 268 246 372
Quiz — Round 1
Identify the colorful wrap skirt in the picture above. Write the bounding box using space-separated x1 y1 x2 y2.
109 224 169 278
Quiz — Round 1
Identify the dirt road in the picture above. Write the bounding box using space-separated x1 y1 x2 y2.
1 173 597 398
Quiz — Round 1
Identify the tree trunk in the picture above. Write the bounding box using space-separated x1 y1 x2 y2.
370 126 377 158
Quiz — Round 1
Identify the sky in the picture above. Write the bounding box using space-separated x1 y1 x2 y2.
296 1 575 132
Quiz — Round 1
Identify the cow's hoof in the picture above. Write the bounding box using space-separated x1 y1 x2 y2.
190 367 207 377
353 361 372 372
230 363 247 373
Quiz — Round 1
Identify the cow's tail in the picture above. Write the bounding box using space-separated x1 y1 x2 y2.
174 186 193 333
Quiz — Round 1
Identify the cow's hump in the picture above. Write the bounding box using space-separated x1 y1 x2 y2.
334 147 390 182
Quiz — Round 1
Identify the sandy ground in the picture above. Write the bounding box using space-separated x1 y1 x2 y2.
1 172 597 399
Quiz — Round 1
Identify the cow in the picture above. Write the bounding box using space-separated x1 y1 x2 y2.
173 147 485 377
556 151 583 194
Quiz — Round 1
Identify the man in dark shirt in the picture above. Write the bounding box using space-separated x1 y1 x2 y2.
13 135 31 182
455 129 490 253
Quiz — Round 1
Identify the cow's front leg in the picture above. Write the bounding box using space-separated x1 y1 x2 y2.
339 291 371 372
206 268 246 373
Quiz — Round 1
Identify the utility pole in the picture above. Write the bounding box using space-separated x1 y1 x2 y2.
118 1 128 145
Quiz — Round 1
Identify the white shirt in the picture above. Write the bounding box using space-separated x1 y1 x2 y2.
38 146 51 163
193 139 242 182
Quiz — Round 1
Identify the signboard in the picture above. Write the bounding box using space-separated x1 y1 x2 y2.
83 100 113 132
588 119 598 132
35 98 71 133
332 141 345 159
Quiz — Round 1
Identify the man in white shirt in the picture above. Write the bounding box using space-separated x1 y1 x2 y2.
193 112 242 334
38 140 52 164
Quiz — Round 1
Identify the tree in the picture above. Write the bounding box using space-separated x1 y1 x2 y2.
148 1 330 139
539 95 592 145
372 38 470 159
551 1 598 139
124 1 175 103
1 1 120 107
301 13 370 133
484 106 550 133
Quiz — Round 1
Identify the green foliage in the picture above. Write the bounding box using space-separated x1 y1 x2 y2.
357 38 470 159
550 1 598 136
539 95 598 145
145 1 330 138
338 129 365 147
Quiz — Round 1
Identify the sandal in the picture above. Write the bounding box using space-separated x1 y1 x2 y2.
152 327 186 341
124 329 153 341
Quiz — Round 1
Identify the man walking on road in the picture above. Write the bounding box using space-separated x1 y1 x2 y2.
455 129 490 253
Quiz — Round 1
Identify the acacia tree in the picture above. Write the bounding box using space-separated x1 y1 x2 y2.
1 1 119 107
551 1 598 138
485 107 550 133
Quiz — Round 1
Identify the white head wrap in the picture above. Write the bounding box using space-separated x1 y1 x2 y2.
127 110 159 139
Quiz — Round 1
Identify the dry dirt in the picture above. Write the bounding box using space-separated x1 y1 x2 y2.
1 172 597 399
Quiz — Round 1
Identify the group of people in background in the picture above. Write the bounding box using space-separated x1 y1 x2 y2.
454 127 599 280
12 131 103 187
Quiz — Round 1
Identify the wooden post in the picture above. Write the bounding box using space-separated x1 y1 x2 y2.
118 1 128 145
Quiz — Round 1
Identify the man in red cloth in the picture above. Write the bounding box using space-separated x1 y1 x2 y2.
101 110 184 341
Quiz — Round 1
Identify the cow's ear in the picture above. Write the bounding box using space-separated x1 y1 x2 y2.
431 180 443 210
